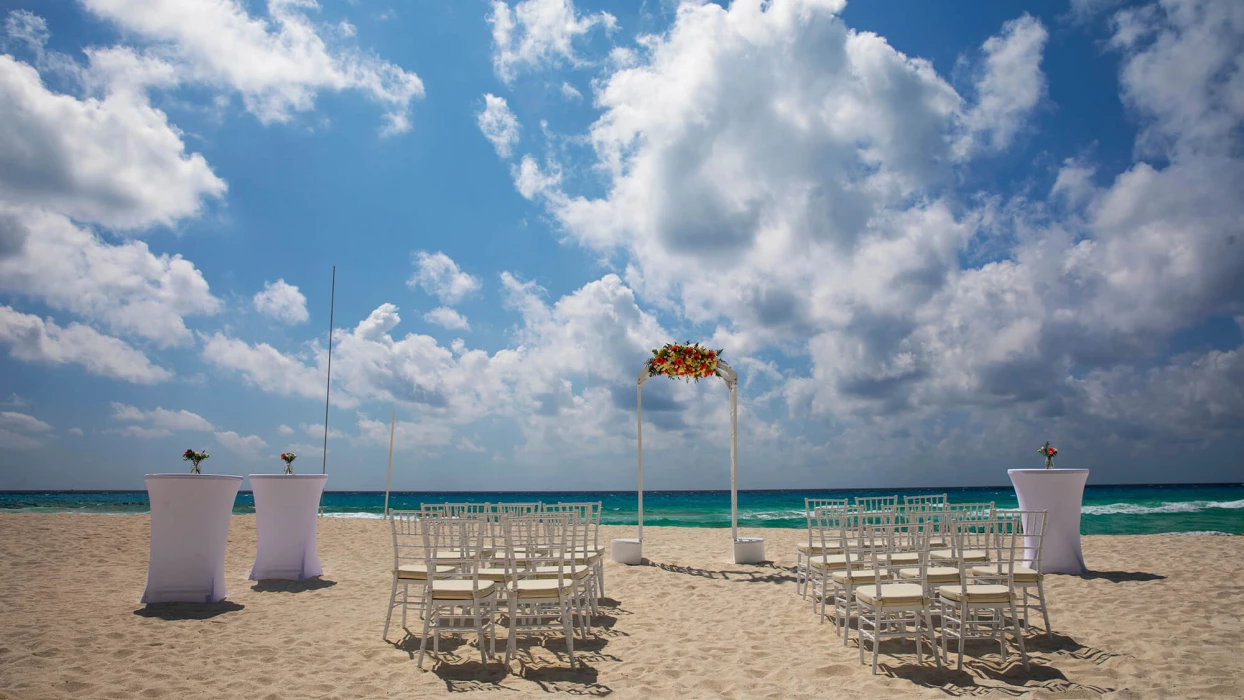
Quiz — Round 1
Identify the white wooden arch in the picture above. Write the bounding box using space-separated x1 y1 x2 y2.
636 361 740 543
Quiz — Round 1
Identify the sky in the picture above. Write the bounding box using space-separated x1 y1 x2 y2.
0 0 1241 491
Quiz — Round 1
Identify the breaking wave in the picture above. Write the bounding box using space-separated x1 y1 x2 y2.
1082 499 1244 516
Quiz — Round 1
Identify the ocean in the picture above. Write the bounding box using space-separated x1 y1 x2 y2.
1 484 1241 535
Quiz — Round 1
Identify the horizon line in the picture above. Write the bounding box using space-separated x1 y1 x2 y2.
2 482 1241 495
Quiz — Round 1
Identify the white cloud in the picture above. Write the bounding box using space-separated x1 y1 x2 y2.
67 427 84 436
253 279 310 324
277 424 295 435
214 430 268 460
488 0 617 83
200 332 346 404
423 307 470 331
0 305 173 383
559 81 582 101
0 207 222 346
354 414 453 451
477 93 521 158
0 410 53 450
0 45 227 230
0 411 52 433
111 425 172 439
957 14 1049 155
79 0 425 135
407 251 481 305
109 402 215 431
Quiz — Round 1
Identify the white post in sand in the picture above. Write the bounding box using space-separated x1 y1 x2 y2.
382 411 395 520
611 370 647 565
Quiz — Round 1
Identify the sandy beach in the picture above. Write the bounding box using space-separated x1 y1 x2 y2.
0 514 1240 699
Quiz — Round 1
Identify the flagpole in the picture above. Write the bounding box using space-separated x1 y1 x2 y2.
322 266 336 477
383 411 395 519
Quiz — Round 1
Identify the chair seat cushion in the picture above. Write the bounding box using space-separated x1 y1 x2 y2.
809 554 854 571
938 584 1011 604
831 569 892 584
969 564 1040 583
514 579 574 599
899 566 960 584
797 543 842 555
930 548 989 563
397 563 455 580
888 552 920 565
476 566 510 582
856 583 926 606
430 580 496 600
531 565 593 580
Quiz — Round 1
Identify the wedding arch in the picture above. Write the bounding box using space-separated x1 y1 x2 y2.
610 343 765 564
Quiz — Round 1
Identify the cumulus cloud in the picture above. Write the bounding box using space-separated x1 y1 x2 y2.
488 0 617 82
67 427 84 436
79 0 425 135
253 279 310 324
499 0 1244 468
0 44 227 230
214 430 268 460
477 93 521 158
559 81 582 101
957 14 1049 155
423 307 470 331
277 424 295 435
407 251 481 305
0 207 222 346
0 411 53 451
200 332 346 405
0 305 173 383
110 402 215 432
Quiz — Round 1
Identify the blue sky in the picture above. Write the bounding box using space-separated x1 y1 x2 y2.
0 0 1241 491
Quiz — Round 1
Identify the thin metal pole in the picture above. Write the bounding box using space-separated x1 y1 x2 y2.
322 266 336 476
383 411 395 519
637 382 643 542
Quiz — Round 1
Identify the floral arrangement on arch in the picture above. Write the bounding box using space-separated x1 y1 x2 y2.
645 342 724 382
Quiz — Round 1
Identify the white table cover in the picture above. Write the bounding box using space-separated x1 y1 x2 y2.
1008 468 1089 575
142 474 242 604
248 474 327 581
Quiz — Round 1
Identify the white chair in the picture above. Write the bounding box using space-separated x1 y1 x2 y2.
806 505 853 625
979 510 1052 640
830 508 896 646
500 513 579 670
854 522 940 674
936 517 1029 672
797 498 849 598
903 494 948 510
383 510 452 642
545 502 606 602
414 516 499 668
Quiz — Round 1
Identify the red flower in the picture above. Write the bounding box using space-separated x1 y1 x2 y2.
280 453 286 459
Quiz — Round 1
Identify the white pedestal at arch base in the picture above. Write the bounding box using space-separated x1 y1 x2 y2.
611 538 643 565
733 537 766 564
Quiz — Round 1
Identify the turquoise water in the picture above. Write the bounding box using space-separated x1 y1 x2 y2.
1 484 1241 535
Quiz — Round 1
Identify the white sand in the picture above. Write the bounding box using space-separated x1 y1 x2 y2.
0 514 1240 698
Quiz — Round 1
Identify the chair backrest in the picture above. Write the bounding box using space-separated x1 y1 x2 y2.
422 515 488 596
903 494 948 516
998 509 1048 573
947 517 1021 596
546 502 602 552
494 502 540 518
854 495 899 514
501 512 577 594
863 521 928 590
839 506 895 577
806 498 849 545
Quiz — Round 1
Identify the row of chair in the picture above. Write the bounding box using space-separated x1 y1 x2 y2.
797 495 1052 673
382 502 606 671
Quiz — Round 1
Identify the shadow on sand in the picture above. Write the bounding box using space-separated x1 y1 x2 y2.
133 600 244 620
250 577 337 593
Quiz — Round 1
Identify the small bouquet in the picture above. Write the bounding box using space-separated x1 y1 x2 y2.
280 452 297 475
183 448 210 475
1037 441 1058 469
